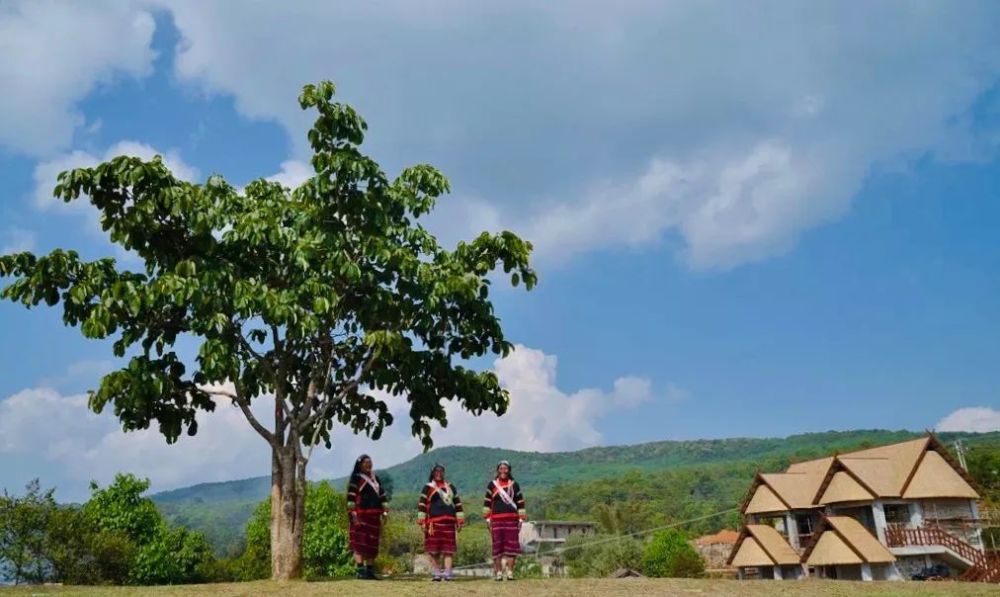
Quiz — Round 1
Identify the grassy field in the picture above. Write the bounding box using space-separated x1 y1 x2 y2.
1 579 997 597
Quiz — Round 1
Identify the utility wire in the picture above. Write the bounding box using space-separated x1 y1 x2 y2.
448 507 739 572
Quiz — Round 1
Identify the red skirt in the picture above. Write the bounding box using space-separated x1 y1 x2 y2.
424 518 458 555
490 517 521 558
349 511 383 558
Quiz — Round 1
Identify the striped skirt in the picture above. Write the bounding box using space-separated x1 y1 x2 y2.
490 517 522 558
424 518 458 555
349 511 383 559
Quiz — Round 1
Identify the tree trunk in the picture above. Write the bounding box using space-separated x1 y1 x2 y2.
270 444 306 580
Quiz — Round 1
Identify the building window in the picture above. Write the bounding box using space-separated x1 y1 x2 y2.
760 516 788 537
884 504 910 524
796 515 814 538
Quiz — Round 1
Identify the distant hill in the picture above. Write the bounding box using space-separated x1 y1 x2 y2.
152 429 1000 554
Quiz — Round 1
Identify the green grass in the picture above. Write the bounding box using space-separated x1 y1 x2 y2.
2 578 998 597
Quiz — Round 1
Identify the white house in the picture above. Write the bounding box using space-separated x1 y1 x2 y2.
728 434 998 583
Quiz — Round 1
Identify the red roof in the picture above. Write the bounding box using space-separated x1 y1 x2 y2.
695 529 739 546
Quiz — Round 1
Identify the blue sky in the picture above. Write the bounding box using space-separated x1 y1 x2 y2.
1 1 999 500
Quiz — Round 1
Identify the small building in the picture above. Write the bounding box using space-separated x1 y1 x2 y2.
729 433 1000 583
520 520 598 551
520 520 597 577
694 529 739 570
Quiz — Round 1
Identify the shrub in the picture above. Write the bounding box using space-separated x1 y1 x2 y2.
241 481 354 580
642 529 705 578
563 533 643 577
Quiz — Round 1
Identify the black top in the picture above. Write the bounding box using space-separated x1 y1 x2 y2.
418 481 464 520
347 473 388 511
483 479 525 518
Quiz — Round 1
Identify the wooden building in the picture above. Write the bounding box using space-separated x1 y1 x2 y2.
728 434 999 583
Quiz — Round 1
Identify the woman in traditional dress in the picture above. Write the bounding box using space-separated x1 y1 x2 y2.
483 460 526 581
417 463 464 581
346 454 388 580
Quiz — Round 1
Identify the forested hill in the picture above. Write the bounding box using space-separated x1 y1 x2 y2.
152 428 1000 555
354 429 973 494
155 429 997 504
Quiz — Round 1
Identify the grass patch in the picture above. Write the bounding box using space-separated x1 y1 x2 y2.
2 578 998 597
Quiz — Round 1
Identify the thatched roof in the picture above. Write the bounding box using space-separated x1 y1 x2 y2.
741 433 979 514
803 516 895 566
695 529 739 546
819 471 875 504
744 483 789 515
727 524 799 568
903 450 978 499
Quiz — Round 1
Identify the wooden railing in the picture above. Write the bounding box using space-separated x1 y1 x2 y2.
963 554 1000 583
885 523 1000 583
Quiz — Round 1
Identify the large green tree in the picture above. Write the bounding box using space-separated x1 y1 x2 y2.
0 81 535 580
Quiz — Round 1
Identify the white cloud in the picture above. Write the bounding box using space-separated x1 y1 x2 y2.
0 345 659 500
936 407 1000 433
0 386 274 501
1 227 35 254
0 1 156 156
503 140 862 268
154 1 1000 269
265 160 313 190
423 345 654 453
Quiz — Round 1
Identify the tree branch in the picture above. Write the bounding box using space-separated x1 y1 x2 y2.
300 351 378 458
206 387 276 446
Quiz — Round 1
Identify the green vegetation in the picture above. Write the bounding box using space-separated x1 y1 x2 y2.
0 475 216 586
234 481 353 581
642 529 705 578
562 533 643 578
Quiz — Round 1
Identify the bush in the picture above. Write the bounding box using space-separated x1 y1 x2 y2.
241 481 354 580
83 474 216 586
129 526 215 585
454 526 491 567
84 474 163 546
642 529 705 578
514 556 543 578
376 512 423 575
46 505 135 585
563 533 643 577
0 480 60 584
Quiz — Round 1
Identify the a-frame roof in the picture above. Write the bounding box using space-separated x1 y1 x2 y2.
744 482 790 515
819 471 876 504
729 536 774 568
903 449 978 499
837 437 928 497
727 524 800 567
743 456 833 513
743 434 980 515
802 516 895 566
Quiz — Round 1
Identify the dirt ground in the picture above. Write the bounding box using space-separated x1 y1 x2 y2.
1 578 997 597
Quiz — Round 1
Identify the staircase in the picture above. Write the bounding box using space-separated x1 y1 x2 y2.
885 524 1000 583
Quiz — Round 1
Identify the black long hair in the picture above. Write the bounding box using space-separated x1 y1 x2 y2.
352 454 372 478
428 463 446 483
495 460 514 481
